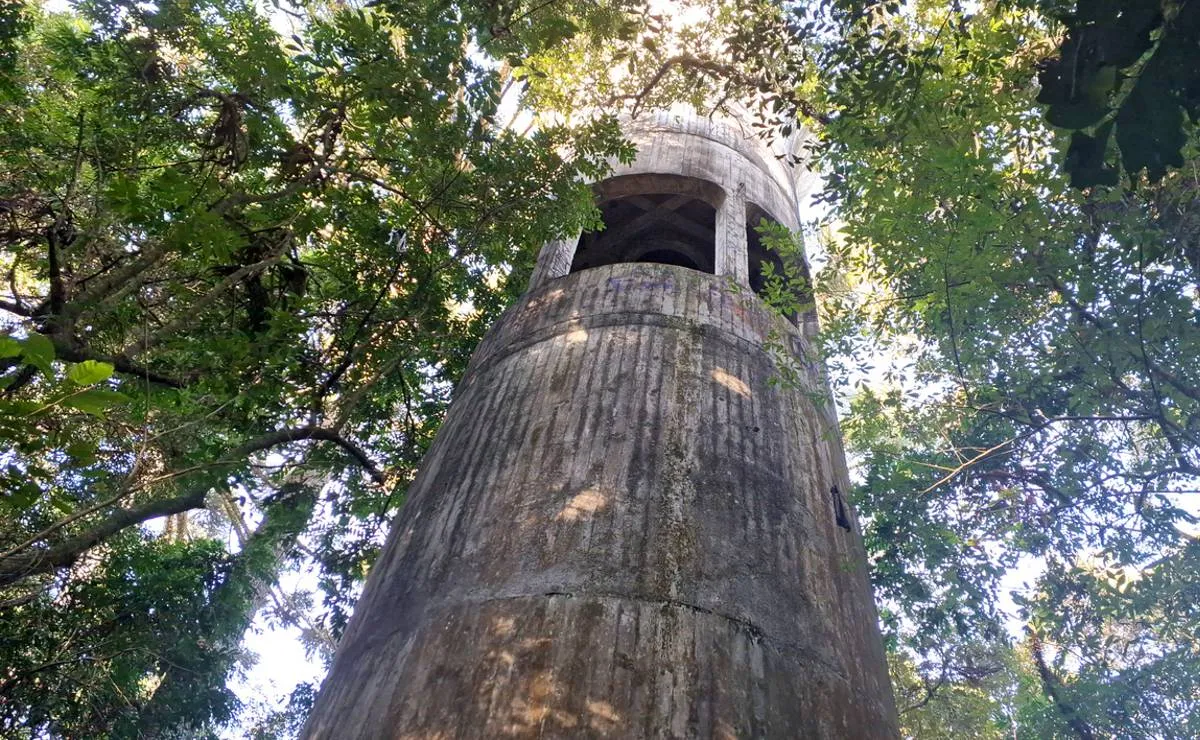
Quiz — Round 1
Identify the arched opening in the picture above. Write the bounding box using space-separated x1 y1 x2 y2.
569 175 722 276
747 204 813 324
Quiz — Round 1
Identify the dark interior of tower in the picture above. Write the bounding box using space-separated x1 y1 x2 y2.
570 193 718 274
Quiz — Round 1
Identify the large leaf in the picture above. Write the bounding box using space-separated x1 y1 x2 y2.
1116 58 1187 181
1036 27 1125 131
61 389 131 417
66 360 115 386
1064 123 1119 188
20 334 54 376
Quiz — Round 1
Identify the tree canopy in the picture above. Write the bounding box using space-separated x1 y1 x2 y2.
0 0 633 733
810 1 1200 736
1 0 1198 737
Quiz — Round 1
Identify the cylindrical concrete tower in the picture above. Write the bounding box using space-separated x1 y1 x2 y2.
304 113 899 738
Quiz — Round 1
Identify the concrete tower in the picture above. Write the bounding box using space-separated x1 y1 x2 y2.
303 112 899 738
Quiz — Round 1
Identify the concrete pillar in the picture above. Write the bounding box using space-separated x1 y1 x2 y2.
715 182 749 286
529 232 580 291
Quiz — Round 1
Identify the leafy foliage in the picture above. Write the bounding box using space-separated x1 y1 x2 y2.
1031 0 1200 186
0 0 637 733
1 538 236 737
804 1 1200 735
3 0 1199 735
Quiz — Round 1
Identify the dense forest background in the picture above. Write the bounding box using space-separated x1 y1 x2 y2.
1 0 1197 736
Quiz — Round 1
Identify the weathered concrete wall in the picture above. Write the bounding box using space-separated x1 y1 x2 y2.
303 263 899 738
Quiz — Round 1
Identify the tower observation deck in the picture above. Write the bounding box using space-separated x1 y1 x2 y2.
303 112 900 738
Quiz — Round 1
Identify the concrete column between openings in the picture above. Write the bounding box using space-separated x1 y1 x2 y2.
716 182 749 286
527 231 580 290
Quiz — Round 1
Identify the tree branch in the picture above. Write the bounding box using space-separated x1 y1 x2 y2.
50 334 186 388
118 249 286 358
899 664 948 715
0 425 383 588
61 242 168 323
315 236 407 404
608 53 830 124
237 426 385 484
1028 628 1096 740
0 295 36 316
0 486 209 589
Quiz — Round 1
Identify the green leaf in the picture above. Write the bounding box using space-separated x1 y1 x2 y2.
65 440 98 465
7 481 41 510
1065 124 1119 188
62 389 131 417
0 399 40 416
20 334 55 375
1037 28 1122 131
1116 64 1187 182
0 336 20 358
1045 98 1110 131
67 360 115 386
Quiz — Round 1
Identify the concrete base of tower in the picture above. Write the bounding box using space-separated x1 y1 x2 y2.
303 263 899 738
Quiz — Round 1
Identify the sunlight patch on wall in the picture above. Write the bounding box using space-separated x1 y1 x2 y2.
491 616 516 638
711 367 751 398
585 700 624 719
556 489 608 521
